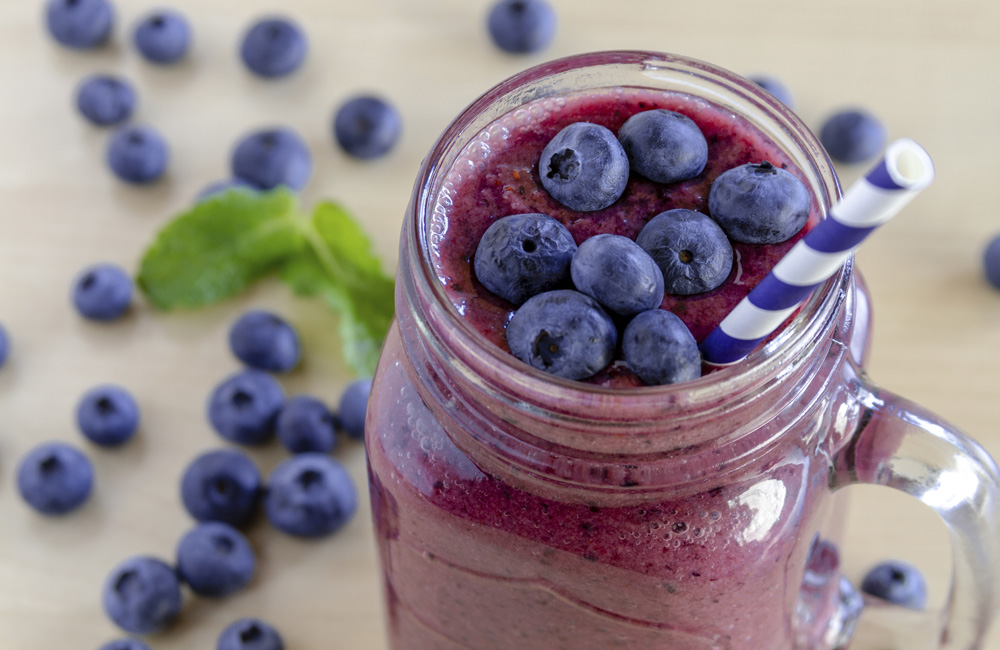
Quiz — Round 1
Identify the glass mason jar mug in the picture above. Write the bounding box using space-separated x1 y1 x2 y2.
365 51 1000 650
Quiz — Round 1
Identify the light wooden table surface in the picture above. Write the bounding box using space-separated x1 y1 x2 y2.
1 1 999 648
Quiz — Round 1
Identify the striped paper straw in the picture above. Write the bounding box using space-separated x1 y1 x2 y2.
700 138 935 366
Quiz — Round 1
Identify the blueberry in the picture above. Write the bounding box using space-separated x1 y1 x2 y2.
539 122 629 212
983 234 1000 289
102 556 182 634
239 17 307 78
708 161 811 244
217 618 285 650
819 109 886 164
180 448 262 527
276 395 338 454
264 453 357 538
231 127 312 191
338 378 372 441
107 124 169 184
229 310 301 373
198 178 257 201
486 0 557 54
176 521 256 597
860 560 928 610
636 209 734 295
333 95 402 160
71 262 133 321
133 9 191 64
76 384 140 446
505 290 617 381
75 74 136 126
45 0 113 49
99 639 153 650
617 110 708 185
622 309 701 386
207 370 285 445
0 322 9 369
570 234 664 316
749 75 794 108
16 441 94 515
473 213 577 305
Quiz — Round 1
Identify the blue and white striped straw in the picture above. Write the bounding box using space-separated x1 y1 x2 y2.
700 138 935 366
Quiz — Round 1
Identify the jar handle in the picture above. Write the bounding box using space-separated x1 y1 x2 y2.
831 359 1000 649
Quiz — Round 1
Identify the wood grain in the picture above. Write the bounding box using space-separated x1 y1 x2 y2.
1 1 998 648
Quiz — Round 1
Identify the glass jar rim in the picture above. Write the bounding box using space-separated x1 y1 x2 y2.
406 50 846 421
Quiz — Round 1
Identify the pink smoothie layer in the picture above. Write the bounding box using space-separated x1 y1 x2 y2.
429 87 819 386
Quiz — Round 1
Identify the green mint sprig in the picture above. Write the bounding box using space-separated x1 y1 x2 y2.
137 189 395 375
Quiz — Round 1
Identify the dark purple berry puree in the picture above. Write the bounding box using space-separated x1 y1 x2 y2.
429 87 819 386
367 88 855 650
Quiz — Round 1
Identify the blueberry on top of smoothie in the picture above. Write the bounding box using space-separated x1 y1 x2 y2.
819 109 886 164
622 309 701 386
570 233 664 317
708 161 810 244
474 212 577 306
617 109 708 184
505 289 617 381
539 122 629 212
636 208 734 295
486 0 557 54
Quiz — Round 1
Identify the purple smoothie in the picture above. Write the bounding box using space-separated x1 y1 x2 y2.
368 81 856 650
429 87 820 386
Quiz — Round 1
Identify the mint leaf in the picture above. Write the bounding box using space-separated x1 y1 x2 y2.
279 202 395 375
137 189 307 309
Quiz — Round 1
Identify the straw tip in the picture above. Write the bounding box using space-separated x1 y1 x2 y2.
884 138 935 190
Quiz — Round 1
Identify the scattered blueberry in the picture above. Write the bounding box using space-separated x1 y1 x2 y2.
505 290 617 381
264 453 358 538
983 234 1000 290
75 74 136 126
98 639 153 650
333 95 402 160
133 9 191 64
819 109 887 164
16 441 94 515
570 234 664 316
0 322 9 369
860 560 928 610
107 124 169 184
71 262 133 321
228 310 301 372
207 370 285 445
276 395 338 454
617 109 708 184
338 377 371 440
622 309 701 386
76 384 140 446
198 178 257 201
708 161 811 244
217 618 285 650
539 122 629 212
636 209 734 295
176 521 256 597
239 17 307 78
180 448 262 527
102 556 182 634
45 0 113 49
231 127 312 191
486 0 557 54
473 213 577 305
749 75 794 109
